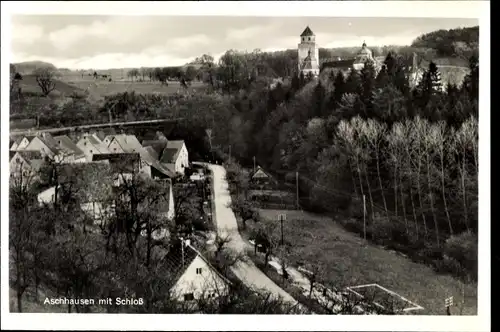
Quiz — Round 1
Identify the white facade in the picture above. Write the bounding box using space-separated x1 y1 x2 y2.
25 137 56 159
298 30 320 76
170 254 229 302
38 186 56 205
174 144 190 175
9 153 41 186
11 137 32 151
76 136 110 162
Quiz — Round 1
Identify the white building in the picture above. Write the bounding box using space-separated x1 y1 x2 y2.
298 26 320 77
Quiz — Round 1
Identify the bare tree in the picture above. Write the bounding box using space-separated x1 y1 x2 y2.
34 68 57 96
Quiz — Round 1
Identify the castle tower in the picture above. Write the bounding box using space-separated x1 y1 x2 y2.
298 26 320 76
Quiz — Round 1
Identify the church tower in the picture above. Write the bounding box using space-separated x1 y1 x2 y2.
298 26 320 76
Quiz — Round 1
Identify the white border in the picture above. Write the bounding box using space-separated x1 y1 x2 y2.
1 1 490 331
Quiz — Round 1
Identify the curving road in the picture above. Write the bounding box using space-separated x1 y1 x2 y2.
208 164 300 307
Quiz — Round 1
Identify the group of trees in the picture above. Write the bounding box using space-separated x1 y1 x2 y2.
9 157 306 313
217 51 479 281
411 26 479 59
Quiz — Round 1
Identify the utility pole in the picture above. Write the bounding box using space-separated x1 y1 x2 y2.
253 156 256 173
363 194 367 241
229 144 232 164
295 171 299 209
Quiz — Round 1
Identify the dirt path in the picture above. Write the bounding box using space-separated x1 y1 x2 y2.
208 164 300 306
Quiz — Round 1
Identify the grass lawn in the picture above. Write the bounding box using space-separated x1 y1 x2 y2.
66 79 207 100
256 209 477 315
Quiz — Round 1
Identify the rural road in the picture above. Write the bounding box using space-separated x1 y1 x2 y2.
208 164 301 307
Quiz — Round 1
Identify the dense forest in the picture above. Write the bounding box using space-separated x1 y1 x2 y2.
411 26 479 59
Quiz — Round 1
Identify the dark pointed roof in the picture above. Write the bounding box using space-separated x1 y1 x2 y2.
300 26 314 37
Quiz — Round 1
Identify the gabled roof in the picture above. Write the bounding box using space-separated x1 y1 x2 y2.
160 140 185 164
251 166 272 179
82 135 110 153
92 153 141 174
300 26 315 37
143 146 159 160
142 140 169 158
161 241 231 291
138 147 175 178
37 134 62 155
54 135 85 158
110 134 144 153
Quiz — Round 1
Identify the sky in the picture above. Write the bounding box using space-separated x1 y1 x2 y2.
11 15 478 70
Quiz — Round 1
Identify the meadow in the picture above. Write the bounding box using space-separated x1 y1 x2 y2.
255 209 478 315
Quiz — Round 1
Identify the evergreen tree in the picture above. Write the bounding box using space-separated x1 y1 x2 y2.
311 80 327 118
344 69 362 95
462 55 479 101
333 71 346 108
375 65 389 88
299 71 306 88
291 72 301 92
360 62 376 117
416 61 442 106
384 52 398 76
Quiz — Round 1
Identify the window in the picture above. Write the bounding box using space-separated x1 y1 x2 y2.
196 268 202 275
90 150 93 153
84 142 87 146
183 293 194 301
308 37 311 41
113 148 117 151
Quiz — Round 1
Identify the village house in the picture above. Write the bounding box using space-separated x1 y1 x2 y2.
10 150 45 187
76 133 111 161
10 135 36 151
159 140 190 176
103 134 143 154
23 133 82 163
54 135 87 163
164 239 231 302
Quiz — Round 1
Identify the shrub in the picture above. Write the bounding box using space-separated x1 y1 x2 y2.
443 231 478 280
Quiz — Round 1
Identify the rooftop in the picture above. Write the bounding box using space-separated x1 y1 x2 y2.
300 26 315 37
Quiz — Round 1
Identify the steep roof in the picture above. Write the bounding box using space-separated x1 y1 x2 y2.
144 146 159 160
160 141 185 164
54 135 85 158
138 147 175 178
110 134 144 153
300 26 314 37
160 241 231 291
142 140 169 158
38 133 62 155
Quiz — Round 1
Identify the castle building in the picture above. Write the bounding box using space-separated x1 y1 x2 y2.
298 26 320 76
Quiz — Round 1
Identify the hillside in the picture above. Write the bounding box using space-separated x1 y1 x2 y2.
13 61 57 75
411 26 479 58
17 74 85 96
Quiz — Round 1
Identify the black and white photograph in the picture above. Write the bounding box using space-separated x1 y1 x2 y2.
1 1 489 331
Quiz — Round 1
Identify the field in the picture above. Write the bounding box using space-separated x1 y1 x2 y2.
257 209 477 315
17 74 208 101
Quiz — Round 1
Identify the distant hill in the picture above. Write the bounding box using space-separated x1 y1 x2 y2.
18 74 84 96
411 26 479 59
13 61 57 75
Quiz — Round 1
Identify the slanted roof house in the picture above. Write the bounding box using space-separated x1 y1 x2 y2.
161 240 231 302
54 135 86 160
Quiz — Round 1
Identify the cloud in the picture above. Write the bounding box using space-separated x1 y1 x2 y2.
11 24 44 45
48 21 109 50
